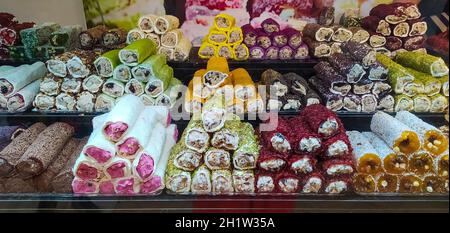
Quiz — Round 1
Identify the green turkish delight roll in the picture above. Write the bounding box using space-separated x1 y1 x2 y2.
94 50 121 78
395 51 449 77
377 54 414 94
406 68 442 96
145 64 173 97
20 23 61 48
50 25 82 48
8 46 26 60
395 94 414 112
119 39 157 66
439 75 448 97
403 79 424 97
131 54 167 82
233 122 259 170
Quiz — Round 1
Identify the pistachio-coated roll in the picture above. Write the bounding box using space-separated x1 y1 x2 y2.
395 94 414 112
191 165 212 194
395 52 449 77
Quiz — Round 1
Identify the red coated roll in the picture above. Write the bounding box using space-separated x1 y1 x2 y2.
322 159 355 177
323 176 352 194
288 154 317 176
362 16 391 36
257 149 287 173
288 116 322 155
300 104 345 139
301 172 324 193
322 133 352 159
276 172 301 193
261 117 292 155
255 172 276 193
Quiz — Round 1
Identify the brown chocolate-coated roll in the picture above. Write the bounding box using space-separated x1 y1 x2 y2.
385 36 403 51
0 123 47 178
303 24 334 42
79 25 109 49
341 41 376 67
1 178 35 193
362 16 391 36
318 7 335 26
101 28 127 48
403 36 425 51
33 138 79 192
308 77 344 111
15 122 75 179
304 89 322 106
50 137 88 193
303 37 331 58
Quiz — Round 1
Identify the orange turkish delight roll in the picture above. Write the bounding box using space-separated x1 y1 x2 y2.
353 174 377 193
370 111 420 155
203 57 230 89
395 111 448 156
422 174 445 193
436 152 449 178
376 173 399 193
347 131 382 175
185 78 205 114
408 151 435 176
399 174 423 193
232 68 256 101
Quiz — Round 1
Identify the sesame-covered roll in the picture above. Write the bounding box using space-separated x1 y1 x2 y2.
370 111 420 154
191 165 212 194
82 75 104 94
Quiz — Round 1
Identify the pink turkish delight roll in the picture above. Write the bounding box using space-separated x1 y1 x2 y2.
103 157 131 180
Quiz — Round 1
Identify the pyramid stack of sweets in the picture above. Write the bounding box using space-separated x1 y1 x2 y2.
0 12 83 61
256 104 355 194
185 57 265 114
260 69 321 112
34 49 100 112
128 15 192 62
198 14 251 61
0 122 86 193
377 52 449 113
361 3 428 57
71 95 178 195
308 41 394 112
0 62 47 112
350 111 449 194
78 25 127 52
166 95 259 194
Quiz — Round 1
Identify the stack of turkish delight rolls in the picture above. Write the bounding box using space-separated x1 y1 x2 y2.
166 94 260 194
260 69 321 112
130 15 192 62
78 25 127 52
198 14 250 61
310 41 394 112
350 111 448 194
242 18 308 60
71 95 178 195
256 104 355 194
377 52 449 113
185 57 264 114
361 3 428 56
0 62 47 112
0 121 86 193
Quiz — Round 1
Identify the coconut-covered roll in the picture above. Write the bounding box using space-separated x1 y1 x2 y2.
369 34 387 48
399 174 422 193
361 94 378 113
154 15 179 35
119 39 156 66
408 151 435 176
371 111 420 154
173 37 192 62
303 23 334 42
102 95 144 142
202 94 226 132
255 173 276 193
396 111 448 155
102 78 125 98
212 169 234 194
76 91 95 112
362 16 391 36
94 50 120 78
131 54 166 83
0 123 46 178
139 124 177 194
7 79 41 112
353 173 377 193
376 173 399 193
95 94 115 112
138 14 157 32
0 62 46 97
205 148 231 171
413 94 431 113
61 78 81 94
165 150 191 194
124 79 145 96
324 177 352 194
396 52 449 77
33 93 55 111
395 94 414 112
79 25 108 49
233 123 259 170
430 94 448 113
15 122 74 179
328 53 366 83
341 41 376 67
188 165 211 194
127 28 145 44
350 27 370 44
66 50 97 78
347 131 382 174
82 75 104 94
161 29 183 48
332 27 353 43
343 94 362 112
132 123 166 181
308 77 344 111
55 93 76 111
303 37 331 58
